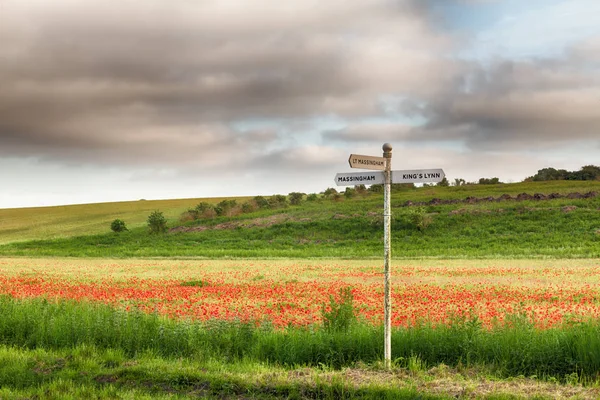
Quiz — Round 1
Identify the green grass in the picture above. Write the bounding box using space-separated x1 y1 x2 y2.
0 345 451 400
0 196 252 245
2 296 600 382
1 198 598 258
0 180 598 259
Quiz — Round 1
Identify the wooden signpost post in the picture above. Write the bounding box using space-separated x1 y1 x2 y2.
335 143 445 369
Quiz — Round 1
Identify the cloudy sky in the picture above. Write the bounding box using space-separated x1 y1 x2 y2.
1 0 599 208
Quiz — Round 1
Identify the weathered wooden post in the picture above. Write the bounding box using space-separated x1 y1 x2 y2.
382 142 392 368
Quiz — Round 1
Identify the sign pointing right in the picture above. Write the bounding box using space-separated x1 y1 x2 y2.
392 169 445 184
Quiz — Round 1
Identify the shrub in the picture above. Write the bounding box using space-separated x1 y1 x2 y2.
268 195 288 208
215 200 237 217
288 192 305 206
405 206 432 232
241 201 256 214
323 188 338 198
195 202 214 214
344 188 355 199
179 210 198 223
147 210 168 234
354 184 368 196
110 219 127 233
306 193 318 202
321 287 356 332
331 192 342 202
253 196 270 209
478 177 502 185
436 177 449 187
368 184 383 193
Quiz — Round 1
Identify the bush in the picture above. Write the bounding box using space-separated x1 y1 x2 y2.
323 188 338 198
180 210 198 222
344 188 355 199
288 192 305 206
306 193 318 202
478 177 502 185
354 184 368 196
321 287 356 332
241 201 256 214
110 219 127 233
368 184 383 193
214 200 237 217
253 196 270 209
405 206 432 232
147 210 168 234
195 202 214 214
268 195 287 208
436 177 449 187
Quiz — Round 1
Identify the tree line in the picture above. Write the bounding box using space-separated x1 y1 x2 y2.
525 165 600 182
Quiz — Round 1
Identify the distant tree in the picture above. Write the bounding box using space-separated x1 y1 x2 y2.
110 219 127 233
354 184 368 196
453 178 466 186
288 192 305 206
368 184 383 193
147 211 167 234
526 166 600 181
578 165 600 180
530 167 563 181
436 177 449 187
323 188 338 198
478 177 502 185
331 192 343 202
344 187 355 199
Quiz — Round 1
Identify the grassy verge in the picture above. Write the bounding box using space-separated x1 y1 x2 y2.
2 296 600 383
5 345 600 400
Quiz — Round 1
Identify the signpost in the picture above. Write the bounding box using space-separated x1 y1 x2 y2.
348 154 386 170
336 143 445 369
392 169 445 184
334 171 385 186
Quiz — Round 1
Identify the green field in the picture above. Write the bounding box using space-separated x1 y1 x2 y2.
1 180 600 398
0 180 598 258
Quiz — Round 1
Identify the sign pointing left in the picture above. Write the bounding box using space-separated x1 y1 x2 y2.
334 171 385 186
348 154 386 170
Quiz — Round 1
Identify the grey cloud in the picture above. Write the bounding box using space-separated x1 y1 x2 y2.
0 0 460 167
413 51 600 151
323 123 414 143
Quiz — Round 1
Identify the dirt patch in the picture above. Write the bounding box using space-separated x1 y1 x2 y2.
332 213 350 220
562 206 578 213
169 214 293 233
403 191 598 208
95 374 118 384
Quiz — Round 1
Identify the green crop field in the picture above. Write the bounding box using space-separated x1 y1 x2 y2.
1 180 600 398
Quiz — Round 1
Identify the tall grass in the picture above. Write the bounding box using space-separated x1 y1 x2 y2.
2 296 600 380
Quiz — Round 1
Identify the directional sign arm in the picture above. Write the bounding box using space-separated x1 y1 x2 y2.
348 154 386 170
391 169 445 184
334 171 385 186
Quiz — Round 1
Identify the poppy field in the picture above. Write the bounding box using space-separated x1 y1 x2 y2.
2 257 600 329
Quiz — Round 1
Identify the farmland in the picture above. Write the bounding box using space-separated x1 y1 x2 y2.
0 180 600 398
3 258 600 329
